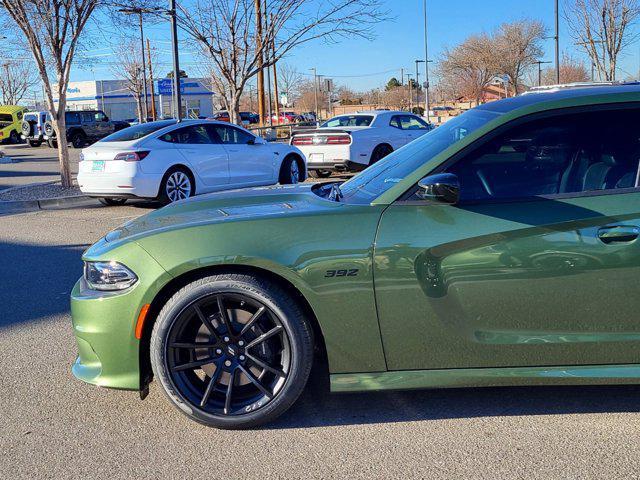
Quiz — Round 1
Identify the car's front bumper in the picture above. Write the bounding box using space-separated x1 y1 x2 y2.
70 241 172 390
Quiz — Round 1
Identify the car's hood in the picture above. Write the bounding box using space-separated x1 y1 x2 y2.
106 183 340 243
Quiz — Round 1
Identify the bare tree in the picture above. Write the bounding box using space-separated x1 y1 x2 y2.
174 0 387 124
111 39 158 122
277 63 304 105
541 52 591 84
1 0 98 188
0 57 39 104
495 19 546 94
565 0 640 81
439 33 497 104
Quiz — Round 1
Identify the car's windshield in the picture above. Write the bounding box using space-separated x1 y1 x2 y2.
321 115 373 128
338 109 502 203
100 120 175 142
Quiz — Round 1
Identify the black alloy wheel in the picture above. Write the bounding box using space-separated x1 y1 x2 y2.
151 275 314 429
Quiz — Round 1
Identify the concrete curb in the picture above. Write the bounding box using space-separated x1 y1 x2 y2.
0 194 97 215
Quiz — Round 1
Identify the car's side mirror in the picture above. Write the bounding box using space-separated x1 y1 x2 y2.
416 173 460 204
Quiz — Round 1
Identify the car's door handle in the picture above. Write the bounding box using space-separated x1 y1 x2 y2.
597 225 640 244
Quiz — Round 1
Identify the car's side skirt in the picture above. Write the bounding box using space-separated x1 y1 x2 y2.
330 364 640 392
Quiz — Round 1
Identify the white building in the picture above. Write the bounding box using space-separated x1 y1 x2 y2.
56 78 219 120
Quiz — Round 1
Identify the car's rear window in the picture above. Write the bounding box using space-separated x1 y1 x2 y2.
101 121 175 142
321 115 373 127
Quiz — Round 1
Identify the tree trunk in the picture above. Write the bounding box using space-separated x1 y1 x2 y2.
53 110 72 189
52 93 72 189
229 92 242 125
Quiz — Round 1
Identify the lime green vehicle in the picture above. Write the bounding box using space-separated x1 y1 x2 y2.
0 105 27 144
72 84 640 429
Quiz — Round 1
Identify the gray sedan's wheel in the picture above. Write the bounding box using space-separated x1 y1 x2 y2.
159 168 194 204
150 274 314 429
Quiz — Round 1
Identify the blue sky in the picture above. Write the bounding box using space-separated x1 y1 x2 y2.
76 0 640 90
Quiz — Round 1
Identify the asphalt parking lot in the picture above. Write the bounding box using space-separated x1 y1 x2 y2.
2 152 640 479
0 144 80 191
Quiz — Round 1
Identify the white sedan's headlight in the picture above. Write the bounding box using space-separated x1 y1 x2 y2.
84 261 137 291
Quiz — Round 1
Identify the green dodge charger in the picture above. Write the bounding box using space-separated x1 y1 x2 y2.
72 84 640 428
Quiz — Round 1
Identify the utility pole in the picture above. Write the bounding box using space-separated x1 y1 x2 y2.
554 0 560 84
138 11 148 120
311 67 318 123
400 67 404 86
119 7 155 121
169 0 182 121
270 13 280 122
255 0 266 126
406 73 413 111
147 38 157 121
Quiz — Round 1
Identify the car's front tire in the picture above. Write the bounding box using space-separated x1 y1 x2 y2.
279 156 302 184
70 132 86 149
158 167 195 204
150 274 314 429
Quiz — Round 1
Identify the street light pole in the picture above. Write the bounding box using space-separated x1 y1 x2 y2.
169 0 182 121
423 0 431 121
535 60 552 86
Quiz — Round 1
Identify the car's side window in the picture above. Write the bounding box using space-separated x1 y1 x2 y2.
445 109 640 203
66 112 80 125
160 125 215 144
389 115 401 129
213 125 254 145
81 112 94 123
400 115 429 130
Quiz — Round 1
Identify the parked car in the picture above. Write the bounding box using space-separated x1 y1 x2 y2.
21 110 48 146
240 112 259 125
209 111 231 123
44 110 122 149
272 111 299 124
290 110 433 177
76 119 306 205
0 105 28 144
71 83 640 429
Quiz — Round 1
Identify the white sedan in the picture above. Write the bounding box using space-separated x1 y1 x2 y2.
290 111 432 177
77 120 306 205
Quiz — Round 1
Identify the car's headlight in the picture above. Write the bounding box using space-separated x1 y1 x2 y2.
84 261 138 291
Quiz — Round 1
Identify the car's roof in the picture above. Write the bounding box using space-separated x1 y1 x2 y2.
478 82 640 114
0 105 27 113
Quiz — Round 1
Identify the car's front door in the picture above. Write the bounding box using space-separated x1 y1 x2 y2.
211 125 274 185
374 107 640 371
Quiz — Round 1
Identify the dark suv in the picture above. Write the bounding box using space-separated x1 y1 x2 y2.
43 110 129 148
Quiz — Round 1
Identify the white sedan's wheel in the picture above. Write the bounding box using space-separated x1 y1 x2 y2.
162 169 194 203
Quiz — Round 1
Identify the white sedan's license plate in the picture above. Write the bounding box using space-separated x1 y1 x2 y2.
92 160 105 172
309 153 324 163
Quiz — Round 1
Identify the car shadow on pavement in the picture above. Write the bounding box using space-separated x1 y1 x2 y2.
0 240 87 329
269 359 640 429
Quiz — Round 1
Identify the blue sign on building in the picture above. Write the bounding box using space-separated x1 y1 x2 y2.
157 78 201 95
